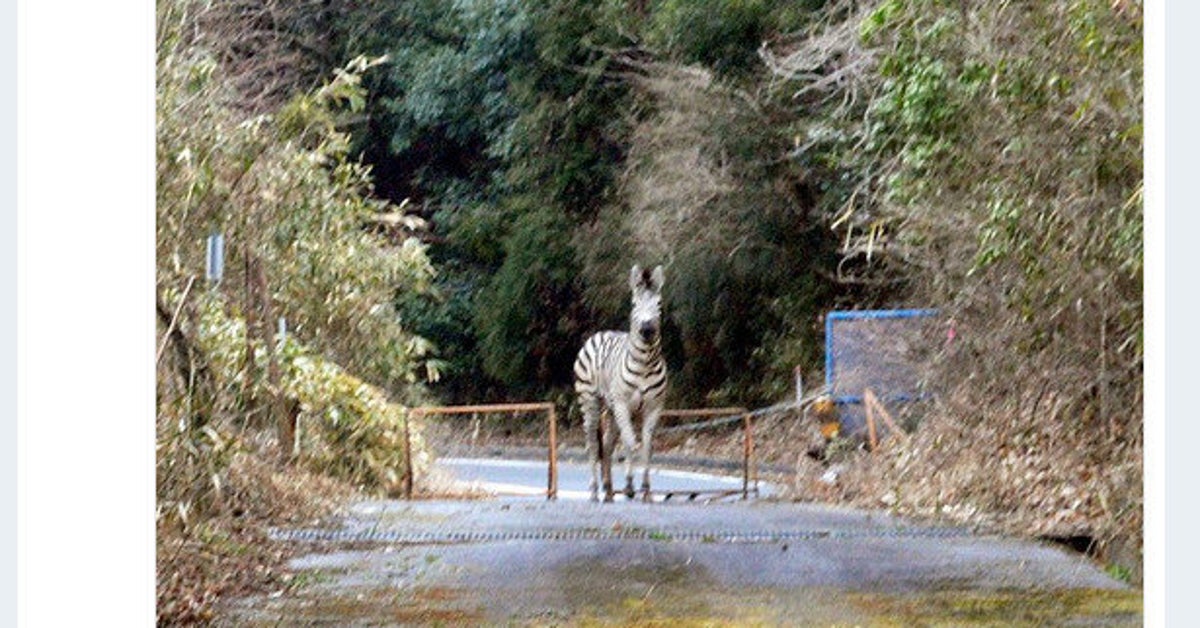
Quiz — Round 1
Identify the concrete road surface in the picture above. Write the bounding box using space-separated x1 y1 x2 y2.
222 460 1140 626
436 456 772 500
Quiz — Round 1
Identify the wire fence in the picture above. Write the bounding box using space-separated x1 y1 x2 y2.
825 309 941 436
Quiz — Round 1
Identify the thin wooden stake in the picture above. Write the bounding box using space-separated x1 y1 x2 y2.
864 393 879 452
250 259 291 463
242 249 257 408
864 388 908 442
750 414 759 496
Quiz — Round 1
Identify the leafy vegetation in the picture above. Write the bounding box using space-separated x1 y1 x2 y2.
319 0 1142 574
647 0 774 78
157 0 441 621
766 0 1142 576
157 0 1144 617
326 0 851 406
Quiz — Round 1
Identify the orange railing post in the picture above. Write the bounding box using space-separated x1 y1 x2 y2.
742 411 753 500
403 408 417 499
548 404 558 500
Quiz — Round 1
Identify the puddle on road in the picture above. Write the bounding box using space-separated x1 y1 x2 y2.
553 551 732 624
541 544 1140 626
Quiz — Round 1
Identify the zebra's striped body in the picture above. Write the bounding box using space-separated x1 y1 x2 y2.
574 265 667 502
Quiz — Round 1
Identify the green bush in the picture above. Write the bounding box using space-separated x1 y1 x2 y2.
649 0 772 77
158 0 439 524
767 0 1142 565
474 207 584 391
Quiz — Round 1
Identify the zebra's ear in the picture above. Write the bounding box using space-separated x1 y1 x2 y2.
650 265 664 293
629 264 643 291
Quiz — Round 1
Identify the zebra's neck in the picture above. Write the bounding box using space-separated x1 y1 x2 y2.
626 334 662 367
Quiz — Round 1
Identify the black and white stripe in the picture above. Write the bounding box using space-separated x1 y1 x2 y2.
574 265 667 502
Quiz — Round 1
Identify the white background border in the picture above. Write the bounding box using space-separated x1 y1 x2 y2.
17 0 155 625
1159 0 1194 625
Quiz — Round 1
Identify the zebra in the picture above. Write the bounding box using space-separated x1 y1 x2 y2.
573 264 668 502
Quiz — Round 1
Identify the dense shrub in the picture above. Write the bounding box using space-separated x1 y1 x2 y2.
573 60 840 404
157 0 438 531
648 0 772 78
765 0 1142 571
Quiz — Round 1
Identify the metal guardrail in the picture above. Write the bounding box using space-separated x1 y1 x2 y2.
406 403 765 501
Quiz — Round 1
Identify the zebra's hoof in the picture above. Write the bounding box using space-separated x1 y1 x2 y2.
623 486 636 499
604 492 615 503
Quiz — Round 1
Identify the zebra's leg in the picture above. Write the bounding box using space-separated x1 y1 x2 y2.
601 407 617 502
610 403 639 499
639 408 661 502
580 392 602 502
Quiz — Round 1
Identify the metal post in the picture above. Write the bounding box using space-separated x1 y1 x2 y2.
547 405 558 500
750 413 759 497
206 232 224 288
403 409 416 499
742 411 752 500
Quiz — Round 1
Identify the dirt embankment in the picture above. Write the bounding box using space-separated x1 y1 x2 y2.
656 402 1141 585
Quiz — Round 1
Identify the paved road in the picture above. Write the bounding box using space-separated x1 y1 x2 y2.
436 456 772 501
222 460 1140 626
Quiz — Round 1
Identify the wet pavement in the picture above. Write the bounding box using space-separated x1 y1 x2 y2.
221 463 1141 626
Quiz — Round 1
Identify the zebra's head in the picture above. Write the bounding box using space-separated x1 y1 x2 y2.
628 264 665 345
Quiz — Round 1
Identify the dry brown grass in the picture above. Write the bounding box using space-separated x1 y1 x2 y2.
576 61 737 311
676 394 1140 580
156 451 355 625
177 0 335 114
750 0 1144 580
156 1 438 622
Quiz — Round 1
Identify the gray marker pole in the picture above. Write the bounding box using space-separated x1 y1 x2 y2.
206 232 224 288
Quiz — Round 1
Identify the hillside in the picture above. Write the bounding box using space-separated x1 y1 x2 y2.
155 0 1144 619
325 0 1141 575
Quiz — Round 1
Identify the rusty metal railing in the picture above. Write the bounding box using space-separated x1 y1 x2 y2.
405 403 760 502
